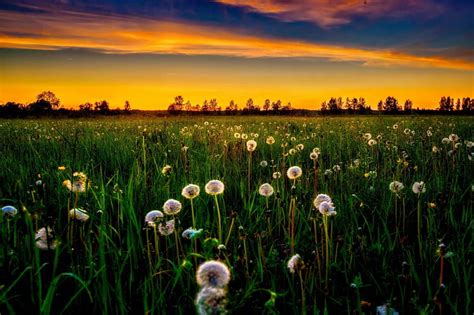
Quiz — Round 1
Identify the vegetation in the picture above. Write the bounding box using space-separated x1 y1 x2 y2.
0 116 472 314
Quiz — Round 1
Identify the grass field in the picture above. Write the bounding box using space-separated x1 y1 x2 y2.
0 116 473 314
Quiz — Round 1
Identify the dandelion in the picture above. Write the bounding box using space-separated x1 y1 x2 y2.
158 219 175 236
448 134 459 142
145 210 164 227
392 124 399 130
432 146 439 153
63 172 89 193
309 152 318 160
260 160 268 167
368 139 377 146
389 181 404 193
241 133 248 140
312 147 321 154
266 136 275 145
182 227 204 240
182 184 200 200
287 254 302 274
324 169 333 176
1 205 18 217
318 201 337 216
68 208 90 222
287 166 302 180
363 133 372 140
296 143 304 151
57 166 66 171
163 199 182 216
272 172 282 179
161 165 172 176
234 132 241 139
246 140 257 152
412 181 426 194
196 260 231 288
259 183 274 197
205 180 225 195
441 138 450 144
195 287 228 315
35 227 58 250
288 148 296 155
313 194 333 210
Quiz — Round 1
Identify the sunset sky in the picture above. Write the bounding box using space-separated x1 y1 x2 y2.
0 0 473 110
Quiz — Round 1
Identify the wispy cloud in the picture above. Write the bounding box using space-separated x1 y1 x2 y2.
213 0 444 27
0 8 471 70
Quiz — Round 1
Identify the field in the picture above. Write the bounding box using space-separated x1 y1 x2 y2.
0 116 472 314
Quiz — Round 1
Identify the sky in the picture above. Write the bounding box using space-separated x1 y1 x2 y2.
0 0 473 110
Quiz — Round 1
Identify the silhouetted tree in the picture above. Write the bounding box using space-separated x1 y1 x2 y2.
272 100 281 111
37 91 60 109
282 102 292 111
383 96 399 112
124 100 131 112
28 99 52 113
439 96 454 111
357 97 367 112
404 99 413 112
263 99 271 111
79 102 93 111
209 99 220 111
94 100 110 113
377 100 383 111
168 96 184 111
0 102 23 117
226 100 238 111
320 101 327 112
201 100 209 112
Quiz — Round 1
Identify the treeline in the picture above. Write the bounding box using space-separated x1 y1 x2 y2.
1 91 473 118
167 96 293 113
0 91 132 118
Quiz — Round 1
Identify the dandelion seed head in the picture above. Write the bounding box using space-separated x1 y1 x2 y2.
1 205 18 217
412 181 426 194
272 171 281 179
163 199 182 215
195 287 227 315
205 180 225 195
287 254 302 273
310 152 319 160
182 184 200 200
158 219 175 236
389 181 404 193
313 194 332 209
266 136 275 145
196 260 230 288
68 208 90 222
246 140 257 152
145 210 164 227
258 183 274 197
286 166 302 180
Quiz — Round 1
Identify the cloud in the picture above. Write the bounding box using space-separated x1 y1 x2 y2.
0 8 471 70
213 0 444 27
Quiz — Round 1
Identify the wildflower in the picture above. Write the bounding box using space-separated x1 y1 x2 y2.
363 133 372 140
296 143 304 151
392 124 399 130
196 260 231 288
35 227 58 250
195 287 227 315
313 194 333 209
205 180 225 195
441 138 450 144
161 165 172 176
333 165 341 172
241 133 248 140
258 183 274 197
57 166 66 171
368 139 377 146
364 172 370 178
163 199 182 215
428 202 436 209
312 147 321 154
234 132 241 139
145 210 164 227
182 184 200 200
448 134 459 142
318 201 337 216
389 181 404 193
266 136 275 145
288 148 296 155
246 140 257 152
272 172 281 179
68 208 90 222
182 227 204 239
286 166 302 180
158 219 175 236
63 171 89 193
1 205 18 217
412 181 426 194
309 152 318 160
324 169 333 176
287 254 302 273
432 146 439 153
260 160 268 167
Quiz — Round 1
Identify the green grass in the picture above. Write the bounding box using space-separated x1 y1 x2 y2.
0 115 473 314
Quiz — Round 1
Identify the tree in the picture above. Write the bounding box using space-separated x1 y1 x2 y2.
456 98 461 111
79 102 93 111
404 99 413 112
272 100 281 111
37 91 60 109
124 100 131 112
462 97 471 111
383 96 399 112
94 100 110 113
344 97 352 110
209 99 220 111
244 98 254 111
281 102 292 111
226 100 238 111
377 100 383 111
320 101 327 112
327 97 341 113
357 97 367 112
439 96 453 111
201 100 209 112
263 99 271 111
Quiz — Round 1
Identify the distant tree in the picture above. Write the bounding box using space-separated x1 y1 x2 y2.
377 100 383 111
337 97 343 111
226 100 238 111
244 98 254 111
439 96 454 111
344 97 352 111
404 99 413 112
357 97 367 112
209 99 220 111
462 97 471 111
79 102 93 111
201 100 209 112
37 91 60 109
320 101 327 112
272 100 281 111
94 100 110 113
327 97 342 113
281 102 292 111
124 100 131 112
184 101 192 111
383 96 399 112
0 102 24 116
263 99 271 111
28 99 52 112
455 98 461 111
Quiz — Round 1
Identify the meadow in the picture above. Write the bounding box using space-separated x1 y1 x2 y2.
0 115 472 314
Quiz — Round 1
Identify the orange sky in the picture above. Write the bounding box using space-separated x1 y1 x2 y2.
0 6 473 109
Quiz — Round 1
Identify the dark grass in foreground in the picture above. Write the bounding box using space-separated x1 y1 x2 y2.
0 116 473 314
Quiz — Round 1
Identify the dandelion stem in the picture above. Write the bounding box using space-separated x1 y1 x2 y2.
298 269 306 315
323 215 330 284
214 195 222 243
225 216 235 247
417 196 423 261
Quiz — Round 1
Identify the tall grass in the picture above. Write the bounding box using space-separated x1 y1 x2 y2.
0 116 472 314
